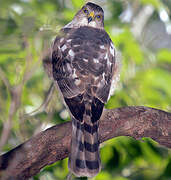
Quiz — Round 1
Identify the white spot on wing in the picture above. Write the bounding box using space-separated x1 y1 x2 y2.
104 53 108 59
67 39 72 42
110 43 115 56
94 76 99 81
74 44 80 47
110 46 114 56
60 38 64 43
75 79 81 85
61 44 67 51
102 72 105 80
107 60 112 67
83 58 88 62
93 58 99 63
100 45 105 49
72 69 77 78
69 49 75 57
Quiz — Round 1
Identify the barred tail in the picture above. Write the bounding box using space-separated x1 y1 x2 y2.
68 97 104 177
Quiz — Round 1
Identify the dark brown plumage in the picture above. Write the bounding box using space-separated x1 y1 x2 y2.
52 2 118 177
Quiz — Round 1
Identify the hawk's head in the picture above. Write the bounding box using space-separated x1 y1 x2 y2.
66 2 104 29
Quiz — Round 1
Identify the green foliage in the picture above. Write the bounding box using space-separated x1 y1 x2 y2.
140 0 162 9
0 0 170 180
71 0 85 8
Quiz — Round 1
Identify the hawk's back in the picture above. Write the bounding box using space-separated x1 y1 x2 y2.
52 26 115 103
52 26 115 177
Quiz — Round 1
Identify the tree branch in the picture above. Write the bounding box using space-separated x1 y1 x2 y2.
0 106 170 180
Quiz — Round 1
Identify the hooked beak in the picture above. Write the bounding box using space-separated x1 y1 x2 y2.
88 11 95 23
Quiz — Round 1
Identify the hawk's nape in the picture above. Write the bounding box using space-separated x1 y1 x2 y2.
52 2 116 178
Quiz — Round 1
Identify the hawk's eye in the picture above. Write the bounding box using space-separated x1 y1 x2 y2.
96 15 102 20
83 8 88 14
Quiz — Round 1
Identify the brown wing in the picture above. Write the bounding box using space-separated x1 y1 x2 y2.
52 28 84 99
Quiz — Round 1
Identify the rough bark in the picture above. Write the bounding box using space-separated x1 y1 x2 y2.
0 106 170 180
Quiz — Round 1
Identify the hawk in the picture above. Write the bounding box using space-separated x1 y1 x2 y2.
52 2 119 177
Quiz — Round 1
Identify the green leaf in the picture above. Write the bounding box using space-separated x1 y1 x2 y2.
157 49 171 63
71 0 84 8
140 0 162 9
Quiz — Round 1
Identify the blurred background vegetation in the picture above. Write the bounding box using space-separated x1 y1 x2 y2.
0 0 171 179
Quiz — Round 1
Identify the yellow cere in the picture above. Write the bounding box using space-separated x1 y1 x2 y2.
89 11 95 18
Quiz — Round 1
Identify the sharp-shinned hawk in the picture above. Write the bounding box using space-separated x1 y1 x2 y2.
52 2 119 177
